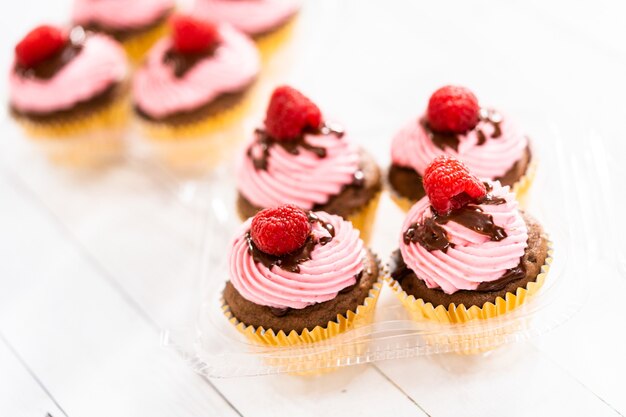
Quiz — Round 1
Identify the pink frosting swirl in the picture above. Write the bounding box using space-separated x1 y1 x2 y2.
229 212 366 309
132 24 259 119
237 128 360 209
9 34 127 114
72 0 174 30
400 181 528 295
193 0 300 35
391 113 528 179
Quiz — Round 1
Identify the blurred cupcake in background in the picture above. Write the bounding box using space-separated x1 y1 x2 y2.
72 0 175 62
193 0 301 58
9 25 129 166
236 86 382 243
388 86 534 211
132 14 260 170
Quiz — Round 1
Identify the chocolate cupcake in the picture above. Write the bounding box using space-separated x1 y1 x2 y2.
132 15 260 169
237 86 382 242
388 156 551 323
72 0 175 61
9 25 129 166
388 85 533 211
223 205 382 345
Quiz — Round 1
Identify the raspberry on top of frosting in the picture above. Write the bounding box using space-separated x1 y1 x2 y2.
170 14 221 54
391 85 528 180
132 23 259 119
194 0 300 36
237 85 361 210
9 28 127 114
400 156 528 294
229 207 366 309
15 25 68 69
72 0 174 31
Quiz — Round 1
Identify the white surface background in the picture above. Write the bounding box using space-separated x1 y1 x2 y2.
1 1 626 416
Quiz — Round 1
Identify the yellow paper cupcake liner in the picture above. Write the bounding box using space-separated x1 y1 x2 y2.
388 245 552 354
138 93 252 140
387 246 553 324
138 94 254 170
347 191 381 245
510 160 537 207
122 21 170 63
17 98 128 139
15 99 129 166
222 280 382 347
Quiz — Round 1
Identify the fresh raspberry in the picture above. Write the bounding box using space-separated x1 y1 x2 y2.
423 155 486 214
250 205 312 256
264 86 323 141
15 25 68 69
170 15 220 54
427 85 480 134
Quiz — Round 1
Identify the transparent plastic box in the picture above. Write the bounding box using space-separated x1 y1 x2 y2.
163 120 595 378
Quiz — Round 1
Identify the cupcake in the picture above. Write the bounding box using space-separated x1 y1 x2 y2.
9 25 129 166
193 0 300 57
132 15 260 169
223 204 382 346
388 85 533 211
72 0 174 61
236 86 382 242
388 156 551 323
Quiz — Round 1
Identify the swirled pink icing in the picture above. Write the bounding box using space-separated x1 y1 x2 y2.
229 212 366 309
400 181 528 295
193 0 300 35
9 34 127 114
391 114 528 179
72 0 174 30
237 127 360 209
132 24 259 118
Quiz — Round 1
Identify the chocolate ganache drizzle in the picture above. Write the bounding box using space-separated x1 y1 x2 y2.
245 211 336 273
422 108 503 152
398 182 527 293
163 45 218 78
247 122 345 171
404 183 507 253
15 27 86 80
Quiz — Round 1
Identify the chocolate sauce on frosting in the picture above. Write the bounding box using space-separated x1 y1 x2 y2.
476 263 525 291
246 211 336 273
247 123 345 171
15 27 86 80
422 108 503 152
163 46 217 78
404 184 508 253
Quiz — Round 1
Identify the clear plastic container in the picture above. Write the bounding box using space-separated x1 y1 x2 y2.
162 119 594 378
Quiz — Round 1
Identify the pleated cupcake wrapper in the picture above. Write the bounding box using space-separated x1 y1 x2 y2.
510 159 537 206
387 242 553 325
138 92 252 141
122 21 170 63
17 98 129 139
15 99 129 166
222 279 382 348
346 191 382 245
390 162 537 213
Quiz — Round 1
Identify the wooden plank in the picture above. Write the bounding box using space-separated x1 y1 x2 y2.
0 336 66 417
375 343 620 417
0 174 240 417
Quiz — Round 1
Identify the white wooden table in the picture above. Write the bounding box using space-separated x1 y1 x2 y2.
1 1 625 416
